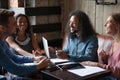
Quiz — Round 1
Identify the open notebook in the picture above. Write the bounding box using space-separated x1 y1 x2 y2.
42 37 69 64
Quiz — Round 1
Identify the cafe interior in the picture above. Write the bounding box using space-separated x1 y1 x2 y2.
0 0 120 80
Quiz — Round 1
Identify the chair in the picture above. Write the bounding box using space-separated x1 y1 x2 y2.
97 34 113 63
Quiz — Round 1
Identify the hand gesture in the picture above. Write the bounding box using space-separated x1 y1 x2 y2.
98 49 107 59
56 50 69 59
36 57 50 70
33 56 46 63
32 49 44 56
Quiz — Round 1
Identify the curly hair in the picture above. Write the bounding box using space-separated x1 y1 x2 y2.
66 10 96 41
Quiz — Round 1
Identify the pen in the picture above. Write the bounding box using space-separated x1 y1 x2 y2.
34 48 42 54
56 65 63 71
56 50 63 53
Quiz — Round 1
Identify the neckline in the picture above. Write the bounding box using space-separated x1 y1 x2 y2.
15 34 30 45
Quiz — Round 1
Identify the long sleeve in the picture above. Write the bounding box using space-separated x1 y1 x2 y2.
102 45 120 78
63 35 98 62
5 42 33 63
0 41 38 76
7 48 33 63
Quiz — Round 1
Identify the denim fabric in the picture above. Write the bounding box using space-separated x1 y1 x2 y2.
0 75 6 80
6 75 34 80
0 41 38 76
63 34 98 62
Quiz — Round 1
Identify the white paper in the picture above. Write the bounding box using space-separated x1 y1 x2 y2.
23 63 37 65
57 62 77 65
68 66 105 76
50 58 69 64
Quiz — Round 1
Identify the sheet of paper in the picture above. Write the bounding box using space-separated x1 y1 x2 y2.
50 58 69 64
23 63 37 65
68 66 105 76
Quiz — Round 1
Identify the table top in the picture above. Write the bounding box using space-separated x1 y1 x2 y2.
41 67 111 80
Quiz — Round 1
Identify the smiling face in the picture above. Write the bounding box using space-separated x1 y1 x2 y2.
69 16 80 33
104 16 118 36
17 16 28 33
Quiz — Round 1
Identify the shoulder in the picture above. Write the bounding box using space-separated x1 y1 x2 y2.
88 34 98 41
97 34 113 40
0 41 3 46
6 36 14 41
0 41 6 49
84 34 98 44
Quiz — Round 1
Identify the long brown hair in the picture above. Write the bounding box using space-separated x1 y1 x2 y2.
111 13 120 36
65 10 96 41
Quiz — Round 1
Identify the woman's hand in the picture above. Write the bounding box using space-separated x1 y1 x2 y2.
36 57 50 70
98 49 107 59
33 56 46 63
56 50 69 59
32 49 44 56
81 61 98 66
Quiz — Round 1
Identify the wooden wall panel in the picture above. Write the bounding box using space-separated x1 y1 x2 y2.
62 0 96 31
35 0 48 7
103 3 120 35
25 0 120 45
61 0 70 34
36 16 48 24
62 0 120 35
48 0 60 6
96 5 104 34
87 0 96 29
26 0 35 7
25 6 61 16
33 0 62 47
48 15 60 23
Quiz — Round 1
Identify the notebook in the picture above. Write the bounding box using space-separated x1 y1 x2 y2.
42 37 69 64
56 62 85 71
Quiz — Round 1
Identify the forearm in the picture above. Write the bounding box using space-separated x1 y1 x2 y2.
0 51 38 75
6 49 34 63
32 33 41 51
16 48 33 57
9 64 38 76
6 37 33 57
97 63 105 68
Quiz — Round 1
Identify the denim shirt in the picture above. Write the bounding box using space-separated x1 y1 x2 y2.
0 40 38 76
63 34 98 62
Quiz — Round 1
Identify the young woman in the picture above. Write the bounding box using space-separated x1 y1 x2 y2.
81 13 120 80
6 14 42 57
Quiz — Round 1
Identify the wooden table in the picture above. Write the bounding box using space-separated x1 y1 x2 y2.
40 67 111 80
